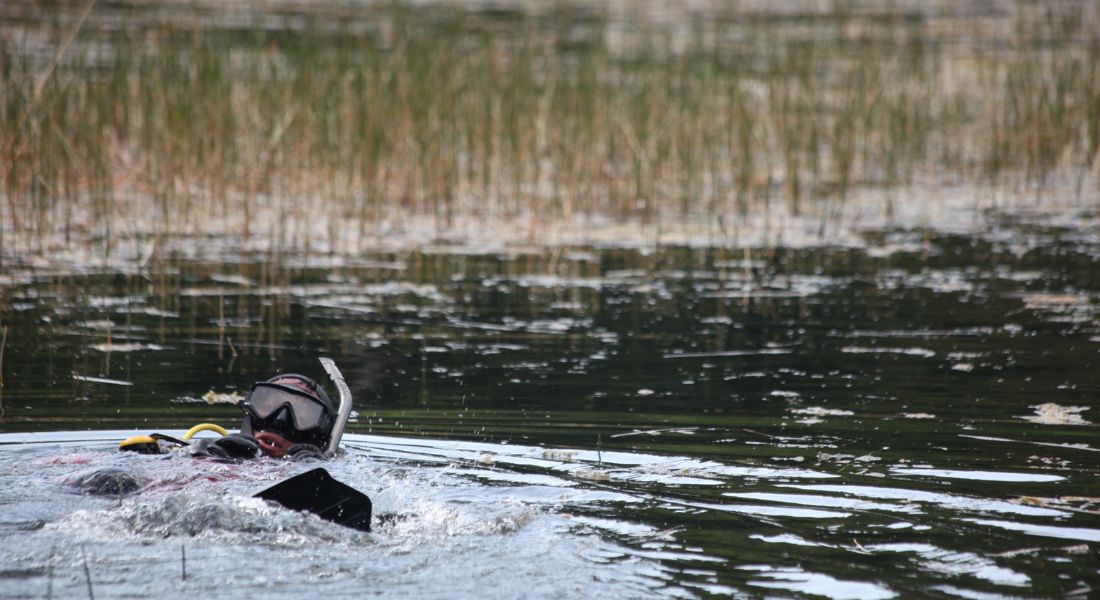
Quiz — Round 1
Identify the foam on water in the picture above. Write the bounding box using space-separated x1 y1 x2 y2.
1 417 1097 598
0 432 679 598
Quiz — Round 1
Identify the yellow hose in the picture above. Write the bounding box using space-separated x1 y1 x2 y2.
182 423 230 440
119 434 158 452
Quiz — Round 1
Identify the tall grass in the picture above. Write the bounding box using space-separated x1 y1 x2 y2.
1 1 1097 256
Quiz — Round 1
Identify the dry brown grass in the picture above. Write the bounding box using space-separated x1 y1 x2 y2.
1 1 1097 256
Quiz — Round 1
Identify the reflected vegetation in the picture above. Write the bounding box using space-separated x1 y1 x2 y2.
1 0 1098 253
2 216 1099 597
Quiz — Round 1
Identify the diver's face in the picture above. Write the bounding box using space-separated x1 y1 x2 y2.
244 380 333 455
249 404 331 456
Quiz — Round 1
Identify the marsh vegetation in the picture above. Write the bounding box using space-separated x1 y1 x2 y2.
1 0 1098 257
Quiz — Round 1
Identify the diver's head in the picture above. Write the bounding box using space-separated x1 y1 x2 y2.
242 374 334 457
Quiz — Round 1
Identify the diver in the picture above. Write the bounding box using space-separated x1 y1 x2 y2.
194 373 335 460
112 360 372 531
120 372 340 461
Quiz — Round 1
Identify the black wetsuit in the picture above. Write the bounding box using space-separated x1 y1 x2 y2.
189 433 325 460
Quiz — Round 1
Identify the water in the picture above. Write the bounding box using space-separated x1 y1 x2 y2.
2 213 1099 598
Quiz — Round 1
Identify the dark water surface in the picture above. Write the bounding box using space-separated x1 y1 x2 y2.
2 215 1099 598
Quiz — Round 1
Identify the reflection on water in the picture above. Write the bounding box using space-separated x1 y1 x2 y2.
1 216 1099 597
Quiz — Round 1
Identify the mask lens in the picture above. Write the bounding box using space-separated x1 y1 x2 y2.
288 396 324 430
246 384 326 431
247 386 292 419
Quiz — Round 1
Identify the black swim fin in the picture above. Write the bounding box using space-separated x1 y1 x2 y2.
254 467 372 532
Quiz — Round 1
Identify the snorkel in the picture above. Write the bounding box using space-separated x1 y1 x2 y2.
319 357 353 457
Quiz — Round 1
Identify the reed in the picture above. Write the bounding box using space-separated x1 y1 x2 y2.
0 0 1097 256
0 320 7 417
80 545 95 600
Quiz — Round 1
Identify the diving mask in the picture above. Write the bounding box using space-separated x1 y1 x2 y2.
243 375 334 447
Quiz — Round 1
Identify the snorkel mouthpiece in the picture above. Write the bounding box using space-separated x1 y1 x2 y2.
255 431 295 458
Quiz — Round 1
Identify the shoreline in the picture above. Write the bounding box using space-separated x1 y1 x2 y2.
3 177 1096 272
